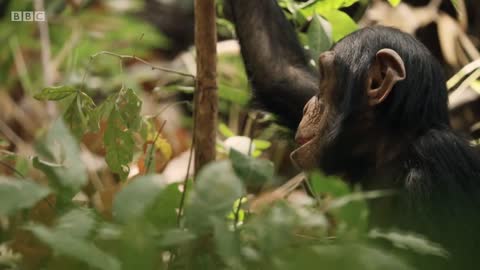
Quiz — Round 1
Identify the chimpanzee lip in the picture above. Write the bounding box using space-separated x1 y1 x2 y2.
296 136 315 146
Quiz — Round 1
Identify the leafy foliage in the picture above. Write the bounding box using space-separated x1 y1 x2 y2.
0 117 443 269
299 1 358 42
33 120 88 206
0 177 50 215
27 225 121 270
34 86 77 101
0 1 451 269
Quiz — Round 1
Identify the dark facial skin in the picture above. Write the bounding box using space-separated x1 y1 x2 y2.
291 51 337 170
291 48 406 172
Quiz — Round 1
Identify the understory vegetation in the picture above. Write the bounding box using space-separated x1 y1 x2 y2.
0 0 478 269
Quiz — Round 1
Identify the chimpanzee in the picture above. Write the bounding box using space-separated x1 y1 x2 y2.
225 0 480 268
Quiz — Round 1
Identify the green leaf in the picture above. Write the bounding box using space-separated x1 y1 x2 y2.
116 224 158 270
300 0 360 16
159 228 196 247
328 190 395 211
64 93 96 138
212 217 243 268
34 85 77 101
369 229 448 258
92 94 117 122
229 149 274 187
319 10 357 42
219 123 235 137
218 84 250 106
102 89 143 180
56 208 96 239
253 139 272 150
387 0 402 7
185 161 244 232
301 0 334 16
328 190 394 234
116 88 142 130
342 0 361 7
0 177 50 215
282 244 413 270
34 119 87 200
308 171 350 198
104 109 135 180
28 225 121 270
147 183 182 230
307 171 372 234
245 204 299 253
307 14 332 58
113 175 166 223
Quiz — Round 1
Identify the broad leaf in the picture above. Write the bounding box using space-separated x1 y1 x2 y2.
159 228 196 247
0 177 50 215
307 14 332 59
104 109 135 180
28 225 121 270
113 175 166 223
230 149 274 187
56 208 96 239
34 85 76 101
253 139 271 150
185 161 244 232
116 88 142 130
147 182 182 230
308 171 350 198
219 123 235 138
369 229 448 258
319 9 357 42
34 119 87 200
218 84 250 106
64 92 96 138
281 244 413 270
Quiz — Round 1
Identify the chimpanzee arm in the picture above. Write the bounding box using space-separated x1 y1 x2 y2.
225 0 318 129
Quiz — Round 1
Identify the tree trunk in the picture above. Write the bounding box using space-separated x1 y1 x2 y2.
193 0 218 175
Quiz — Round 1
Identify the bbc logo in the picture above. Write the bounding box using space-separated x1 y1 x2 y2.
11 11 45 22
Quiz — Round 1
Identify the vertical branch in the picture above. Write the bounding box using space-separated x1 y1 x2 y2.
34 0 53 86
34 0 57 118
193 0 218 175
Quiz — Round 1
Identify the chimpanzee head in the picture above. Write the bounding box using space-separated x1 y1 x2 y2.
291 26 450 177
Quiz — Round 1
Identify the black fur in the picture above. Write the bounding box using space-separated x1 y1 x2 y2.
225 0 318 129
226 0 480 268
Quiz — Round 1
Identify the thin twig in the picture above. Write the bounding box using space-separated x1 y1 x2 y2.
177 104 197 227
9 37 34 94
52 25 81 70
132 33 144 59
144 101 192 174
0 160 25 178
81 57 94 92
0 154 56 210
144 120 167 174
0 120 26 147
154 100 192 118
234 112 259 228
177 135 195 227
249 173 305 213
89 51 196 79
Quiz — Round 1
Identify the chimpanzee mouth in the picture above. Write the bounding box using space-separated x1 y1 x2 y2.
296 135 315 147
290 136 320 170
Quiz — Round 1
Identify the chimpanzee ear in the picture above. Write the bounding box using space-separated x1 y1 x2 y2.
367 48 406 106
